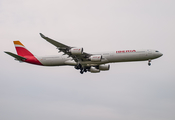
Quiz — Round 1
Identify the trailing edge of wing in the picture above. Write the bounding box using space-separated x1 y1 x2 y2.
4 51 26 61
39 33 70 48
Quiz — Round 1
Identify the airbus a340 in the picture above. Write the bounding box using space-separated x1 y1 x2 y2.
5 33 163 74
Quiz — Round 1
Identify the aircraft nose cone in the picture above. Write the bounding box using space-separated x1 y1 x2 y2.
159 52 163 57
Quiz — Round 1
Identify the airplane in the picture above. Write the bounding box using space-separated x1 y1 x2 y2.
4 33 163 74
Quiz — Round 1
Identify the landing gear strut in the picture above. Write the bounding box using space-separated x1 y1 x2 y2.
74 64 82 70
148 60 151 66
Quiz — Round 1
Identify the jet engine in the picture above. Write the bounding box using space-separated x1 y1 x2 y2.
98 64 110 71
89 55 102 62
70 48 83 55
89 67 100 73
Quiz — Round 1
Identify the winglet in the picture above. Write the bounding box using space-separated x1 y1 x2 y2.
39 33 46 38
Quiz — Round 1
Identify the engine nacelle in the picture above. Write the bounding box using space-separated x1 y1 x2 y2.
89 55 102 62
89 67 100 73
99 64 110 71
70 48 83 55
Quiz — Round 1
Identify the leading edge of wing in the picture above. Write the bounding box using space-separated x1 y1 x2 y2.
39 33 70 48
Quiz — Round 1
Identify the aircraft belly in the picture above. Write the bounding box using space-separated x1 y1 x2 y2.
80 59 109 66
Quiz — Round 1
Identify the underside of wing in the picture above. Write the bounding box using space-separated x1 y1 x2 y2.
39 33 91 62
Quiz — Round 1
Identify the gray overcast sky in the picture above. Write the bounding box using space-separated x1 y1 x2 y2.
0 0 175 120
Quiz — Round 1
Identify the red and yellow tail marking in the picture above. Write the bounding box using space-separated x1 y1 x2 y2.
14 41 33 56
13 41 42 65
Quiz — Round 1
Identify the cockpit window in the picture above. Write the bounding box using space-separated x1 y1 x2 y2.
155 51 159 52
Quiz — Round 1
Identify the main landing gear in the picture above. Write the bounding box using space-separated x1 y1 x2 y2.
80 68 88 74
148 60 151 66
74 64 88 74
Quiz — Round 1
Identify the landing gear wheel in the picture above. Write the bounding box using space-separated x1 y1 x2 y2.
148 60 151 66
148 62 151 66
80 71 84 74
84 69 87 72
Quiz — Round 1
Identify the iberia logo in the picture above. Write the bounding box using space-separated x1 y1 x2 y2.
116 50 136 53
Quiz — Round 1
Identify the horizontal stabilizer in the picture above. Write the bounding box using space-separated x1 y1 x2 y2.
4 51 26 61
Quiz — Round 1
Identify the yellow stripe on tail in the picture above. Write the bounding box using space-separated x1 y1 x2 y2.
13 41 25 47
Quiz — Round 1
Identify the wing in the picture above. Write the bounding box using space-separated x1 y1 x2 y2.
39 33 91 62
40 33 70 48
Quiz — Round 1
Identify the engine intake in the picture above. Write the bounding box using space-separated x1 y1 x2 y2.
89 55 102 62
70 48 83 55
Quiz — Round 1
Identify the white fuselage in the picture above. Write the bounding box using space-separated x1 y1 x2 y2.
5 37 163 74
36 49 163 66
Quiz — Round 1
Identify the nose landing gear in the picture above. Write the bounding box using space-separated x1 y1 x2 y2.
148 60 151 66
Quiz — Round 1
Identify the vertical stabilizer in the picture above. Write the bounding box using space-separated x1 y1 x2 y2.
14 41 34 57
13 41 42 65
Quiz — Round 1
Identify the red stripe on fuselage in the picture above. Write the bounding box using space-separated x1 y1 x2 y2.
24 56 43 65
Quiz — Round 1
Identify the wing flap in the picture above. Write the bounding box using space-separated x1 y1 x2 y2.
4 51 26 61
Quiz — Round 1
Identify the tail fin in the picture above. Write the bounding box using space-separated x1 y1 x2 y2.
14 41 34 57
5 41 42 65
